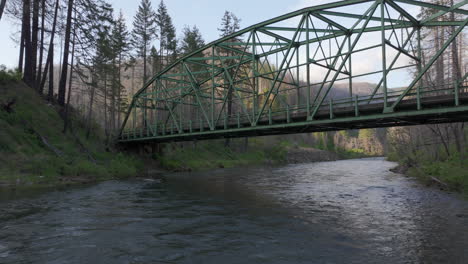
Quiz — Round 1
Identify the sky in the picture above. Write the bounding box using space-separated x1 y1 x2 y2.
0 0 323 68
0 0 425 87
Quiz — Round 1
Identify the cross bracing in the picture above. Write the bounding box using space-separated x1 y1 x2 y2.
118 0 468 143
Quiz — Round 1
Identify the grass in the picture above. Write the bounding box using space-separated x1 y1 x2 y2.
335 147 372 159
0 80 143 187
156 140 288 171
387 143 468 197
406 158 468 197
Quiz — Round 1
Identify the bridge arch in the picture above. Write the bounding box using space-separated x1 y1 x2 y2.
119 0 468 143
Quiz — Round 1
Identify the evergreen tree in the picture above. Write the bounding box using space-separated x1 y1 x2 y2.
132 0 157 83
156 0 177 64
218 11 241 147
218 11 241 38
150 46 159 75
111 10 130 132
179 25 204 56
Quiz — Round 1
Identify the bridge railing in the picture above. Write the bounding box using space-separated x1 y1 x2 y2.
119 80 467 141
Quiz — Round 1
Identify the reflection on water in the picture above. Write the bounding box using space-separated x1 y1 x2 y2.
1 158 468 263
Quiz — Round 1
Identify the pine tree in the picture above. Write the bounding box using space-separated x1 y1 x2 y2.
179 25 205 56
218 11 241 38
150 46 159 75
156 0 177 65
218 11 241 147
132 0 157 83
111 10 130 133
58 0 75 106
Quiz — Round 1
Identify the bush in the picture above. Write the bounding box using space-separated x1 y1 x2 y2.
0 65 21 84
108 153 142 178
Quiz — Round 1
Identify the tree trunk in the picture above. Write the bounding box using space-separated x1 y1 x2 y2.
117 56 122 131
63 19 76 133
143 44 147 83
22 0 32 86
104 71 109 144
111 59 116 136
48 43 54 101
86 76 96 139
36 0 45 89
39 0 59 94
18 29 24 73
31 0 40 87
58 0 74 106
0 0 6 21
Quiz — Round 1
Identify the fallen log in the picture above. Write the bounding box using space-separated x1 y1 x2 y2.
430 176 449 189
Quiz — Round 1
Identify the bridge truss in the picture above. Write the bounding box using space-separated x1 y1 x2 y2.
119 0 468 143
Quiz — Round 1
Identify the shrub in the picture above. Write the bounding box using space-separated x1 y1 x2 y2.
0 65 21 84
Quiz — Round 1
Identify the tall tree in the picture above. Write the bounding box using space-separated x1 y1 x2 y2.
63 11 77 133
218 11 241 147
30 0 40 88
57 0 74 106
48 42 54 101
179 25 204 56
35 0 45 89
21 0 32 85
156 0 177 65
110 10 130 134
39 0 59 95
132 0 157 83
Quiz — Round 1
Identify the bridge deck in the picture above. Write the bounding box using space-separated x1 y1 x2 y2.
119 90 468 143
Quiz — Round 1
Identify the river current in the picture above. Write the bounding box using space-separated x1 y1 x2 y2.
1 158 468 263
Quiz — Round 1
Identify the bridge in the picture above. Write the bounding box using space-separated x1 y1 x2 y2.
118 0 468 144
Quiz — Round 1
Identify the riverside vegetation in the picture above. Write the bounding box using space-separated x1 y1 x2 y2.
0 72 375 186
2 70 466 197
0 74 143 187
387 125 468 197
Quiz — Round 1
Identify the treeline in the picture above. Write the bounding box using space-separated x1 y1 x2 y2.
0 0 241 143
387 0 467 193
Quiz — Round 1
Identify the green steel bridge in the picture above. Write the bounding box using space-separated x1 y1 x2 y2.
118 0 468 144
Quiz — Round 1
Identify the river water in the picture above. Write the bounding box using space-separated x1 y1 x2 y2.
1 158 468 264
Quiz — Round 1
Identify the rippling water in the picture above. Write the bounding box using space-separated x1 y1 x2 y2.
1 158 468 263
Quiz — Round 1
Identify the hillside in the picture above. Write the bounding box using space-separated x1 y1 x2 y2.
0 80 143 187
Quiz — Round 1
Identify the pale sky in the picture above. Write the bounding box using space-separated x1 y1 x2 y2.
0 0 428 87
0 0 331 68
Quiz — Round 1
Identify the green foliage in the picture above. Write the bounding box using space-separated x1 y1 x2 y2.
179 25 205 56
0 66 21 84
108 153 144 179
0 82 143 187
157 140 287 171
338 130 349 138
156 0 177 61
218 11 241 37
358 129 374 139
335 147 369 159
132 0 157 57
407 157 468 196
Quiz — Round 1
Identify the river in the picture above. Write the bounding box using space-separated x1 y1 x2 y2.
1 158 468 263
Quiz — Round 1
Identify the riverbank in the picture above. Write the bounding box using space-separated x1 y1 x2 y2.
389 158 468 197
0 79 373 190
0 80 144 189
155 139 372 172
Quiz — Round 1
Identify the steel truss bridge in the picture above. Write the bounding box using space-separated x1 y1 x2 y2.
118 0 468 144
